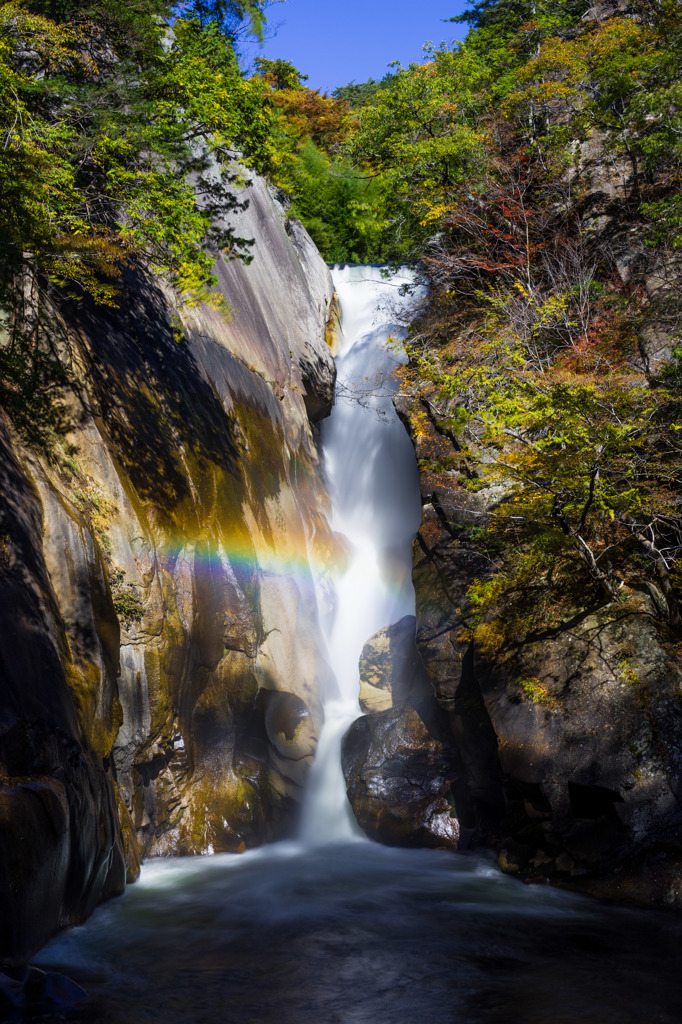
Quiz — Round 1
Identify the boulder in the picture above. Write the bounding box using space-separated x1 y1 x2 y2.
358 615 432 713
342 706 459 849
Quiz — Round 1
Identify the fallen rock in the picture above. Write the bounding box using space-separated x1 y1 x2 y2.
341 706 459 848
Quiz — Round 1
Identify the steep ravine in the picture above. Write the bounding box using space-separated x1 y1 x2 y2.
0 175 340 960
11 262 682 1024
361 128 682 907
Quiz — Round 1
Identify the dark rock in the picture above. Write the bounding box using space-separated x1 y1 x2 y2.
300 352 335 422
264 691 316 763
342 706 459 849
473 599 682 898
399 387 682 905
0 972 24 1012
0 967 86 1015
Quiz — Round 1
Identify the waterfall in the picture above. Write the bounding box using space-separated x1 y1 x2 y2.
33 267 675 1024
300 265 424 844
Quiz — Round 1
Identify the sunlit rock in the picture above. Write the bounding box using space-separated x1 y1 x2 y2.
0 172 339 956
358 614 433 713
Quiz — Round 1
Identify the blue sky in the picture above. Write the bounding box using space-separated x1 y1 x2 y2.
244 0 470 94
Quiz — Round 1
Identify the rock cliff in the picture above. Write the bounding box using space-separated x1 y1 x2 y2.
0 175 338 959
396 380 682 908
348 121 682 906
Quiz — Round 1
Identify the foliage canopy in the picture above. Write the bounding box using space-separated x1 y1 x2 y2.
332 0 682 630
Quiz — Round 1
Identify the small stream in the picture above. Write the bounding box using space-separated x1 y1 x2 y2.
31 266 682 1024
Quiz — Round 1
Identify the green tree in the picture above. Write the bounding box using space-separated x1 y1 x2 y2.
0 3 273 307
251 59 390 262
254 56 308 90
276 139 389 263
447 0 591 99
332 74 394 110
385 0 682 632
344 47 489 255
173 0 268 41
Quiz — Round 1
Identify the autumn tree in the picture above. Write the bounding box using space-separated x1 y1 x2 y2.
361 0 682 631
344 47 490 256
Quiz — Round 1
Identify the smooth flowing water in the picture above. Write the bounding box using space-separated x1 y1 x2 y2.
32 842 682 1024
301 264 423 843
30 267 682 1024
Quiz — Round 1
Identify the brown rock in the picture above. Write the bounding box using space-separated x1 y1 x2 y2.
358 615 428 712
0 171 340 957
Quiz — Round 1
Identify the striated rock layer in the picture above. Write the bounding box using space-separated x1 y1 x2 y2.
0 176 339 959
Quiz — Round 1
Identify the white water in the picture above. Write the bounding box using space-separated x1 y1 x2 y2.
300 265 424 844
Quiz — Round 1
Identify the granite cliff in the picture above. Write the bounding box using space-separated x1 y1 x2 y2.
0 175 338 959
341 126 682 905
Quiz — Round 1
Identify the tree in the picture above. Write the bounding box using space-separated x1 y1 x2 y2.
0 3 274 309
447 0 592 93
344 47 489 255
274 140 389 263
332 75 394 110
251 59 390 262
254 56 307 90
384 0 682 629
450 0 589 33
172 0 268 41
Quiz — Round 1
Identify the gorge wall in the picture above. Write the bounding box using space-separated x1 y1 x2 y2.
0 175 339 960
397 357 682 909
339 134 682 906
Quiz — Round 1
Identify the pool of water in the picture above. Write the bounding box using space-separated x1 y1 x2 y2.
33 841 682 1024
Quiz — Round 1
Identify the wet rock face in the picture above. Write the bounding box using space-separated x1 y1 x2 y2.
0 422 126 961
0 175 337 956
398 391 682 906
342 706 460 849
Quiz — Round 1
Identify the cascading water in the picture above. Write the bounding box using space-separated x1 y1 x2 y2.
31 267 682 1024
300 265 424 844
